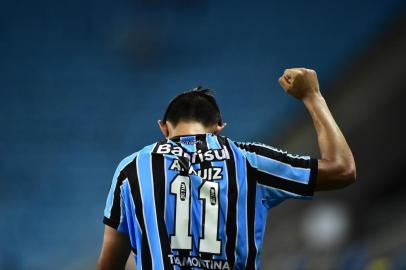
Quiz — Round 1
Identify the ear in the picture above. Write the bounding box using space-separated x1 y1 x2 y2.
213 122 227 135
158 120 170 138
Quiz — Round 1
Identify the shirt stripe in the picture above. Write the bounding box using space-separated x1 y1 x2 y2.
126 157 153 269
137 145 165 269
230 140 248 269
104 152 138 220
151 149 173 269
221 137 237 269
246 161 258 269
256 155 311 184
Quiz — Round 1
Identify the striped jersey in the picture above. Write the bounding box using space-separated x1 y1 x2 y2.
103 133 317 270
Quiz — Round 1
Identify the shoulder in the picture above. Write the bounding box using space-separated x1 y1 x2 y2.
114 141 160 171
137 141 162 156
112 142 159 183
116 140 167 168
114 151 138 177
222 138 307 161
217 136 261 151
215 135 252 157
230 140 286 155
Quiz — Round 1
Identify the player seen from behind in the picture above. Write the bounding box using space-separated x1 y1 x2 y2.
97 68 356 270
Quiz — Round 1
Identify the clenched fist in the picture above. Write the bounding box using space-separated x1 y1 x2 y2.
278 68 321 100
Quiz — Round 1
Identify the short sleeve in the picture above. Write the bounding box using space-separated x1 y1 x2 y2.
103 156 136 235
235 142 318 207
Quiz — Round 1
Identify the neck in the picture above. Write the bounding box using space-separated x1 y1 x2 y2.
169 122 212 138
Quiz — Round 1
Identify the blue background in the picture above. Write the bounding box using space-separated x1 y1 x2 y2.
0 0 405 268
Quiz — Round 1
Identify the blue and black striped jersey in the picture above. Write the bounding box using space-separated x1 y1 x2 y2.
103 133 317 270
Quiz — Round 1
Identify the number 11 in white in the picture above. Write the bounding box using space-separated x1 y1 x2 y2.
199 180 221 254
170 175 221 254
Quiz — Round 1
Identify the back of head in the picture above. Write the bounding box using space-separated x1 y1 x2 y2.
163 86 223 127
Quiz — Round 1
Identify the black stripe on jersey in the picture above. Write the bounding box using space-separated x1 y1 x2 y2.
219 136 237 269
257 170 314 197
106 170 127 228
198 135 217 260
245 160 258 269
124 158 153 269
308 158 318 192
103 216 119 229
151 147 173 269
234 142 311 168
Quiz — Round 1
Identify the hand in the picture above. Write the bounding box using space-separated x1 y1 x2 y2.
278 68 321 100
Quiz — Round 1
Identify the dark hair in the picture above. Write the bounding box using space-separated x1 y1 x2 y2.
163 86 223 127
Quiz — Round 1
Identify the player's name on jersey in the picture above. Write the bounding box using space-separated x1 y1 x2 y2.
155 143 230 163
169 159 223 180
168 255 230 270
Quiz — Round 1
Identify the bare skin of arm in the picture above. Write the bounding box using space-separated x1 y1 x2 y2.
278 68 356 190
97 226 131 270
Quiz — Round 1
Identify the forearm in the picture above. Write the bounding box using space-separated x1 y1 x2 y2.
278 67 356 190
303 93 356 190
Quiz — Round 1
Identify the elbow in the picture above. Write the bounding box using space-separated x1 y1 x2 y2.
317 158 356 191
337 160 356 187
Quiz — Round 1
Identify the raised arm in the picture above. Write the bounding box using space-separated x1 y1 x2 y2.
278 68 356 190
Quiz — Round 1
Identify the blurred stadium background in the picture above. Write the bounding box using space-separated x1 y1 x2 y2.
1 0 406 269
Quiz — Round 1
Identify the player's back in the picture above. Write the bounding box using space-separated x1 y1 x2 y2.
103 133 317 270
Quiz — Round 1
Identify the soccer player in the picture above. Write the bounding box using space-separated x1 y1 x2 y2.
97 68 356 270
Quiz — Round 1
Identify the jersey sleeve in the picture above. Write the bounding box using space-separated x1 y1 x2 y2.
103 158 132 235
235 142 318 207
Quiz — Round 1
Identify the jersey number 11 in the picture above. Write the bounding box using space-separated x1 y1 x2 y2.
170 175 221 254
